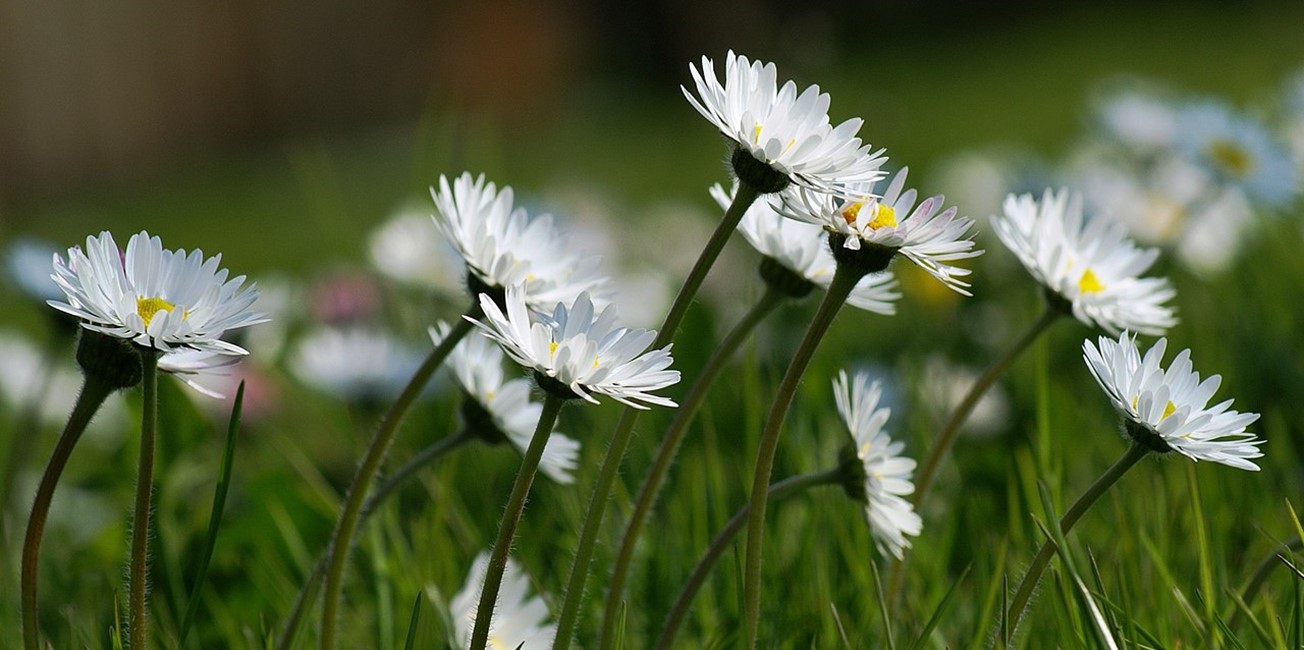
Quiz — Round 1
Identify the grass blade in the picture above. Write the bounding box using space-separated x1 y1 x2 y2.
402 591 422 650
908 564 969 650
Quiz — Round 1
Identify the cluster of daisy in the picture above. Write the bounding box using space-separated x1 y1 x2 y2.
7 47 1281 650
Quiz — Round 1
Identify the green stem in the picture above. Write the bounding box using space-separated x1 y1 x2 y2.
130 348 161 650
318 312 476 649
20 375 114 650
550 182 760 648
1227 534 1304 629
1005 441 1148 640
469 393 566 650
656 469 841 649
742 264 859 648
598 288 784 649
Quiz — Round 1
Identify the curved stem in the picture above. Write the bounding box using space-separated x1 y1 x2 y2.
1227 534 1304 629
276 428 474 650
1005 441 1148 641
743 264 859 648
318 312 476 649
656 469 841 649
130 348 161 650
21 376 114 650
469 393 566 649
551 182 760 648
599 289 785 648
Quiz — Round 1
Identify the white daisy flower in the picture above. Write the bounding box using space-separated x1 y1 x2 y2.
833 370 921 560
778 168 982 295
431 173 610 313
449 552 557 649
684 51 887 195
432 323 581 484
368 203 465 294
711 183 900 314
1083 332 1263 471
157 349 244 399
992 188 1178 335
49 231 265 354
467 285 679 410
1175 101 1298 208
289 326 422 403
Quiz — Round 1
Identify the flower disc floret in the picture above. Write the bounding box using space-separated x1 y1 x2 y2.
1083 332 1263 471
778 168 982 294
49 231 265 354
467 285 680 409
684 51 888 196
833 370 921 559
712 183 900 314
993 188 1178 335
431 172 610 313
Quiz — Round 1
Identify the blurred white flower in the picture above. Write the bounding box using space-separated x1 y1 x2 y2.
1175 101 1298 208
1083 332 1262 471
368 203 464 294
468 285 679 409
449 552 556 649
992 188 1177 335
684 51 887 195
433 323 580 483
918 355 1011 438
833 370 921 559
1094 84 1180 152
6 238 64 303
289 326 422 403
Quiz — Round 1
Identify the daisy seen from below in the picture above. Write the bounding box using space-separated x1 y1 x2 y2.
992 188 1178 335
431 173 610 313
1175 101 1298 208
450 552 557 649
684 51 887 195
468 284 680 410
432 322 581 483
49 231 265 353
712 183 901 314
778 167 982 294
1083 331 1263 471
833 370 921 559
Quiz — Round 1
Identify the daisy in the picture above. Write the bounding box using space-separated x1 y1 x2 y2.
431 173 610 313
368 203 465 294
778 167 982 294
432 323 581 483
832 370 921 559
1175 101 1298 208
992 188 1178 335
1083 332 1263 471
449 552 556 649
49 231 265 354
712 183 901 314
288 326 422 403
684 51 887 195
467 285 679 409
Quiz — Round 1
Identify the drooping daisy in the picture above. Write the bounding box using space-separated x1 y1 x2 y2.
449 552 557 649
1175 101 1298 208
49 231 265 354
431 173 610 313
832 370 921 559
684 51 887 195
778 167 982 294
992 188 1178 335
467 285 679 409
432 323 581 483
711 183 900 313
288 326 423 404
1083 332 1262 471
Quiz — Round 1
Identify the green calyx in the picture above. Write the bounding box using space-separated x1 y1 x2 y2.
75 330 143 389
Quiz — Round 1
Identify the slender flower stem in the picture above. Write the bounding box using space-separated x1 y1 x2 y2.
130 348 161 650
469 393 566 650
656 469 841 649
551 182 761 648
277 428 475 650
319 312 476 649
1005 441 1148 640
598 288 785 648
21 376 114 650
743 264 860 648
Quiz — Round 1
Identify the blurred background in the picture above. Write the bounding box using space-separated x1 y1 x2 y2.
4 1 1304 646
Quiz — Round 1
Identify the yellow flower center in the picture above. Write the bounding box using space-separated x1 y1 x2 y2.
753 123 763 144
840 203 896 230
136 296 178 328
1078 268 1104 294
1161 400 1177 421
549 341 559 357
1206 139 1253 177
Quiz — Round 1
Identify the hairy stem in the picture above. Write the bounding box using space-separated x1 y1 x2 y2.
129 348 161 650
